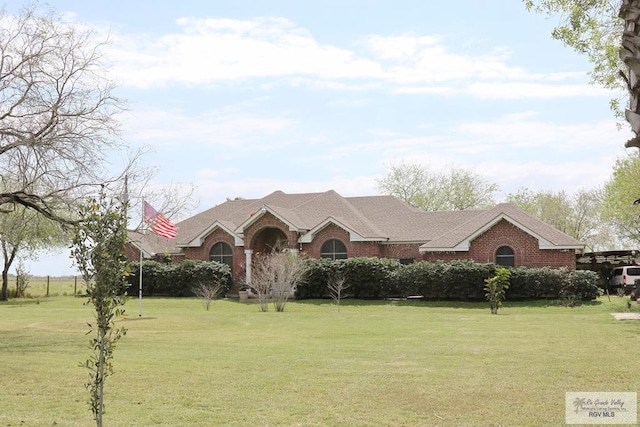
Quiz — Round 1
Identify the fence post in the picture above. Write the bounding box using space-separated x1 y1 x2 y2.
46 276 50 297
74 276 77 296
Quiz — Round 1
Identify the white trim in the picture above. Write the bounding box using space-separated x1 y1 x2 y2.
298 217 387 243
177 221 242 248
234 205 302 234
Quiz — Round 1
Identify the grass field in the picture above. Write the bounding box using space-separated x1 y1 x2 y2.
8 275 82 298
1 293 639 426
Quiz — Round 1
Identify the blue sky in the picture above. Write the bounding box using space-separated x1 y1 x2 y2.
10 1 632 275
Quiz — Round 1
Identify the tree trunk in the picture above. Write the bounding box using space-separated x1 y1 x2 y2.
1 264 8 301
620 0 640 147
1 241 17 301
97 330 105 427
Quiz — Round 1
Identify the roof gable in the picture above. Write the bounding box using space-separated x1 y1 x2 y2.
298 216 389 243
178 220 242 247
420 203 584 252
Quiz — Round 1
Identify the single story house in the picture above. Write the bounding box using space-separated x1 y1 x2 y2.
126 190 585 284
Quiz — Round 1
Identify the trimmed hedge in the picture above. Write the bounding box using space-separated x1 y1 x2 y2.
295 258 601 301
295 257 403 299
127 260 232 297
296 258 335 299
126 257 601 301
393 260 497 300
341 257 403 299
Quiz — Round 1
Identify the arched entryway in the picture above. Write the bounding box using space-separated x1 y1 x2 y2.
252 227 289 254
245 227 290 284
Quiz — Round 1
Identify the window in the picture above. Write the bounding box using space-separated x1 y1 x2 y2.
495 246 515 267
320 239 347 260
210 242 233 268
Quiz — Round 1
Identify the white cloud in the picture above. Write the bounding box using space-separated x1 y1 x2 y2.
394 81 610 99
364 34 443 61
124 106 294 149
456 115 626 151
467 82 611 99
483 158 616 198
109 16 384 88
104 17 600 100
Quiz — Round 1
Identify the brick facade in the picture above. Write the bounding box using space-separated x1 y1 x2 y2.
421 219 576 269
181 228 246 282
130 207 578 284
302 224 352 257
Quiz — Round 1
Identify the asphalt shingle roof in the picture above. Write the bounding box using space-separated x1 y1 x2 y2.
131 191 584 255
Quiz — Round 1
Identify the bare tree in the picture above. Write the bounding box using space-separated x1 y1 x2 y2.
251 250 309 312
250 264 272 312
192 280 223 311
328 274 349 312
0 5 124 224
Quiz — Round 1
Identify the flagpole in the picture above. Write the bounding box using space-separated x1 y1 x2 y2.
139 201 144 317
138 200 177 317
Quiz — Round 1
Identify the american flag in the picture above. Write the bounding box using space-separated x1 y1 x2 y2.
143 201 178 239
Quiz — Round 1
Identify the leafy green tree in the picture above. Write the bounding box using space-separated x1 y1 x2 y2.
506 187 608 250
603 155 640 245
377 161 498 211
524 1 640 148
0 205 67 300
71 191 129 427
524 1 622 94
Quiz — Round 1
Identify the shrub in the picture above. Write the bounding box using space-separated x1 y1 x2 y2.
440 260 496 300
393 261 443 298
563 270 601 301
15 261 30 298
192 280 224 311
508 267 568 299
295 257 601 302
250 251 310 312
392 261 496 300
296 257 402 300
127 261 169 296
127 260 232 297
339 257 402 299
484 267 511 314
295 258 335 299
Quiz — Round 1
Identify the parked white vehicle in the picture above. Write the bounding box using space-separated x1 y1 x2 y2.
608 266 640 294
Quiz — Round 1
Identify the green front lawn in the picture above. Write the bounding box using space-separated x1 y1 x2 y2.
1 296 638 426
